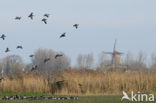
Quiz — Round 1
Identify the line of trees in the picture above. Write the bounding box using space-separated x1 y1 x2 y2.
97 51 156 71
77 51 156 71
0 49 156 78
0 49 71 77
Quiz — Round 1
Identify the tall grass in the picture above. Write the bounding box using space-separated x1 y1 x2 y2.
0 69 156 95
0 73 50 93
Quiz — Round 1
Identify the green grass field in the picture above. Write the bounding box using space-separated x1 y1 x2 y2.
0 93 154 103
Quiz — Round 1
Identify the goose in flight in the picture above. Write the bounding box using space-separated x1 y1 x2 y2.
55 54 63 59
5 48 10 53
60 32 66 38
31 65 38 72
73 24 79 29
42 18 47 24
28 12 34 20
29 54 34 58
0 34 6 40
15 16 21 20
44 58 50 63
0 77 4 83
16 45 23 49
44 14 50 18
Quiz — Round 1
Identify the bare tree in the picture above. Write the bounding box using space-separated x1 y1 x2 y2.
151 52 156 69
32 49 70 73
77 53 94 69
129 51 147 70
97 52 111 70
1 55 24 77
136 51 147 69
123 52 134 69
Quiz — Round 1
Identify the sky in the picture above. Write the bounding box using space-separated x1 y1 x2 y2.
0 0 156 66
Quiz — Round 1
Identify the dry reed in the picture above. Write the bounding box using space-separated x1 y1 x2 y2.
0 69 156 95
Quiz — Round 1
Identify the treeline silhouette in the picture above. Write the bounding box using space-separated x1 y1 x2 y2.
1 49 156 77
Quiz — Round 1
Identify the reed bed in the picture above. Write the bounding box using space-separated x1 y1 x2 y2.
0 69 156 95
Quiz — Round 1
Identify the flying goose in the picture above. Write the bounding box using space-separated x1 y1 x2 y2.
73 24 79 29
5 48 10 53
44 58 50 63
42 18 47 24
16 45 23 49
0 77 4 83
31 65 38 72
44 14 50 18
55 54 63 59
0 34 6 40
60 32 66 38
28 12 34 20
15 16 21 20
29 54 34 58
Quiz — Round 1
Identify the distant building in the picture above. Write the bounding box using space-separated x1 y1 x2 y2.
104 40 124 69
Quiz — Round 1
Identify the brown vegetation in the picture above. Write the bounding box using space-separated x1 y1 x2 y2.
0 69 156 95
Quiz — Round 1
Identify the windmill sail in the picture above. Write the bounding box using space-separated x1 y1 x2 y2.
113 39 117 52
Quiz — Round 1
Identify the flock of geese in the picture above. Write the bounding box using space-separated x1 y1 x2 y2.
1 12 79 75
0 95 78 101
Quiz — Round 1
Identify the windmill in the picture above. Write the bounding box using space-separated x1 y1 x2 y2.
103 40 123 69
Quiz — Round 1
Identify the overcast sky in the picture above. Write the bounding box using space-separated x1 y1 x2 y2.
0 0 155 65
